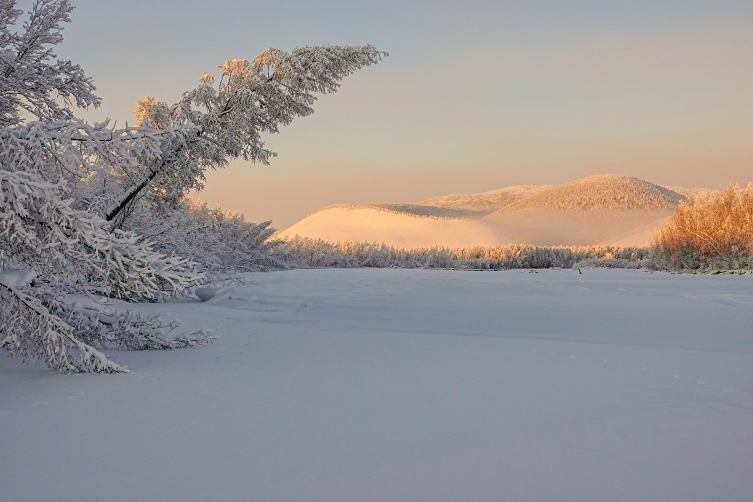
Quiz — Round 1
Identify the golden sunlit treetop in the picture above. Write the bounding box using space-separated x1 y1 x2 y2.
133 96 169 129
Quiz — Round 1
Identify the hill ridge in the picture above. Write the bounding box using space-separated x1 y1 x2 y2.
309 203 485 220
420 184 553 212
485 174 684 218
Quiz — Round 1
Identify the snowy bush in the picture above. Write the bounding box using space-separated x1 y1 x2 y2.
127 198 287 275
572 258 645 269
652 184 753 271
283 237 650 271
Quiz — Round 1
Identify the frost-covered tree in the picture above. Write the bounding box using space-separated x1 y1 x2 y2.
0 169 209 372
128 197 287 274
104 45 385 228
652 184 753 271
0 0 385 371
0 0 99 126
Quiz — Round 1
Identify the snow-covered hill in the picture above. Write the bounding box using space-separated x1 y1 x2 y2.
480 175 686 246
280 175 702 248
2 269 752 502
489 174 684 213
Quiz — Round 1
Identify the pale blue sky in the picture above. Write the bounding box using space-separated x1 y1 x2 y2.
24 0 753 227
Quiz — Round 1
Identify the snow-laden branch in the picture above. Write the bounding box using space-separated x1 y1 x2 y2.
0 278 128 373
0 169 204 300
103 44 387 224
0 0 100 126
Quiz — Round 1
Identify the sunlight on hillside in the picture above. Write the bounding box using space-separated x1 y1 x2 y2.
281 174 699 247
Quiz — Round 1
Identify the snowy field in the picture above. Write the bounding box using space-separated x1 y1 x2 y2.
2 268 752 502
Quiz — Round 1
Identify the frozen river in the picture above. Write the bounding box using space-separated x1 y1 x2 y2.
2 268 752 501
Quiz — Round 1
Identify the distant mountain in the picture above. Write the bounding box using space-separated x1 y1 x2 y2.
483 175 685 246
279 174 699 248
486 175 684 215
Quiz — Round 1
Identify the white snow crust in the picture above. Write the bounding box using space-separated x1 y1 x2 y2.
2 269 752 502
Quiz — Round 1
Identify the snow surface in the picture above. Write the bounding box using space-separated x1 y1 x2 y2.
2 268 753 502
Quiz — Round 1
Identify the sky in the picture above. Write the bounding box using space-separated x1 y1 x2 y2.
24 0 753 228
